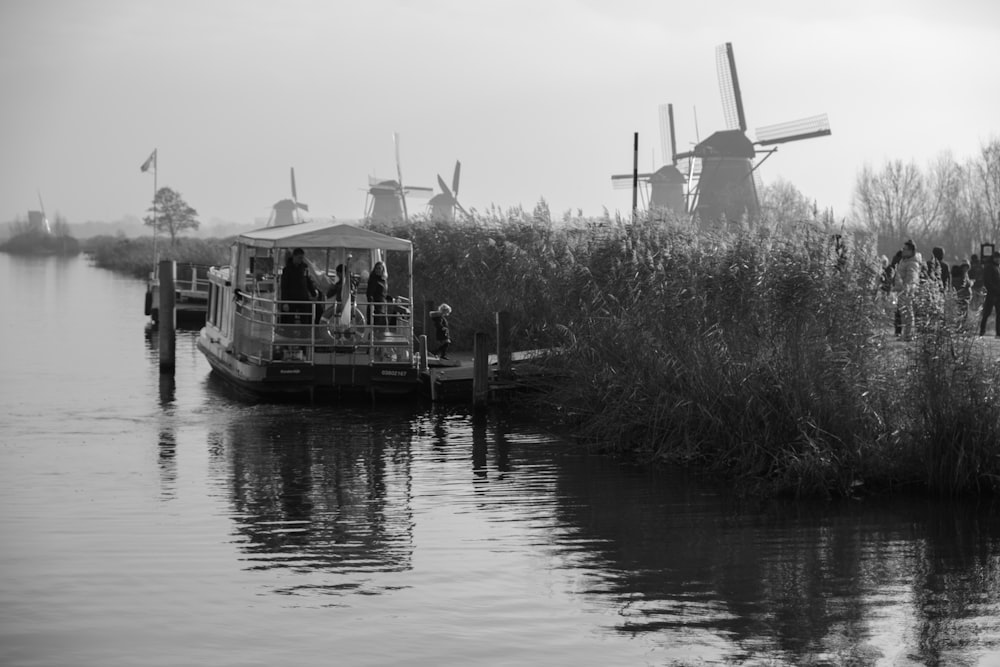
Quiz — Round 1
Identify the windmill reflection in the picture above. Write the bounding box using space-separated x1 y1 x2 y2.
211 409 415 596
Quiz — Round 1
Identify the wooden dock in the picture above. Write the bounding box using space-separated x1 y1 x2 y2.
420 348 553 403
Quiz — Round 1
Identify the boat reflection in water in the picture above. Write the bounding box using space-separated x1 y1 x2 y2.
207 403 416 597
190 366 1000 664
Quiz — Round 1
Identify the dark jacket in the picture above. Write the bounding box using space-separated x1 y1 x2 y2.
431 312 450 343
983 260 1000 294
279 260 318 302
951 263 971 297
366 272 387 303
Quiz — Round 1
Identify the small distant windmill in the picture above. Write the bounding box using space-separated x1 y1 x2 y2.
267 167 309 227
365 132 433 224
29 190 52 235
610 104 687 217
675 42 832 224
428 161 470 222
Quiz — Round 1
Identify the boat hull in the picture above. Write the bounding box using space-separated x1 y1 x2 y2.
197 331 419 397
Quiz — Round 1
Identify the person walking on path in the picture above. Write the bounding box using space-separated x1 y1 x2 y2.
979 252 1000 337
894 240 922 341
951 260 972 329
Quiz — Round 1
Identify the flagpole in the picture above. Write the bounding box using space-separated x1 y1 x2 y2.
152 151 158 280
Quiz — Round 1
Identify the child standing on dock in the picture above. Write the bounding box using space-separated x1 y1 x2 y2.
431 303 452 359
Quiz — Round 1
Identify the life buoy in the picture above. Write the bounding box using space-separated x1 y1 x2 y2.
321 303 367 343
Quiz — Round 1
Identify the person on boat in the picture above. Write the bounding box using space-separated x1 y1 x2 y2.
430 303 452 359
366 261 388 328
279 247 319 325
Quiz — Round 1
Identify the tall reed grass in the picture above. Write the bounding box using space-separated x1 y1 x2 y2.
378 210 1000 498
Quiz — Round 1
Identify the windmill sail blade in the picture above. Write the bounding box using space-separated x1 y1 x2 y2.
402 186 434 198
755 114 832 146
611 173 654 190
716 42 747 132
658 104 676 165
452 161 461 197
393 131 409 223
437 174 453 201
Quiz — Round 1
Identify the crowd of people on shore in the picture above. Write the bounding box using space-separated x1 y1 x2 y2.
877 240 1000 341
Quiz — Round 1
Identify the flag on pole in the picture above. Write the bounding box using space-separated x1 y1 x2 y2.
140 149 157 173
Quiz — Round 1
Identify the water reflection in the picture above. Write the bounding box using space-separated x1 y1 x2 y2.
210 407 416 599
549 458 1000 664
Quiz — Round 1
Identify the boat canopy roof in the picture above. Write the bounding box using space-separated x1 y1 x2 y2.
237 221 411 251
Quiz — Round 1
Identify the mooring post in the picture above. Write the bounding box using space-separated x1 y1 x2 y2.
158 259 176 374
418 334 429 372
496 310 512 381
418 334 434 401
473 331 489 408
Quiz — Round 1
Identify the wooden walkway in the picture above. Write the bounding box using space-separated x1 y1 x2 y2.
420 349 552 403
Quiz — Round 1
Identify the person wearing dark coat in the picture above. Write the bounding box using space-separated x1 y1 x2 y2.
279 247 319 325
366 261 388 328
430 303 452 359
930 247 950 292
979 253 1000 337
951 261 972 328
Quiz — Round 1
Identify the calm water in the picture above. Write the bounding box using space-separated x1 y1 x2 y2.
2 253 1000 666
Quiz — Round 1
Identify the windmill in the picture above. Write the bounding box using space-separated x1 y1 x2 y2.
610 104 687 217
365 132 433 224
675 42 832 224
267 167 309 227
28 190 52 235
428 161 470 222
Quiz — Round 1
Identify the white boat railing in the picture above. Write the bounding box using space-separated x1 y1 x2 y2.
230 291 415 364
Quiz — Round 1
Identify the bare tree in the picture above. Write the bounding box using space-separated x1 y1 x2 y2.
143 187 200 246
971 139 1000 243
759 178 814 230
852 159 926 242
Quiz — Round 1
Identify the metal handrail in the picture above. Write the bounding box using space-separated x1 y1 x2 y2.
232 291 414 363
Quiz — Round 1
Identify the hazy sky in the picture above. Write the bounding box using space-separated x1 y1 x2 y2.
1 0 998 227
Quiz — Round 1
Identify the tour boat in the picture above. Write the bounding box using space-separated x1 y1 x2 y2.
196 221 420 397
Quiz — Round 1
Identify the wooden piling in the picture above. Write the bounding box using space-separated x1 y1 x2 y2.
158 259 176 374
418 335 429 372
472 332 489 408
496 310 512 381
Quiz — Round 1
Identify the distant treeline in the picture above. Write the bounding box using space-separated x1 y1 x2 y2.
84 235 232 278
